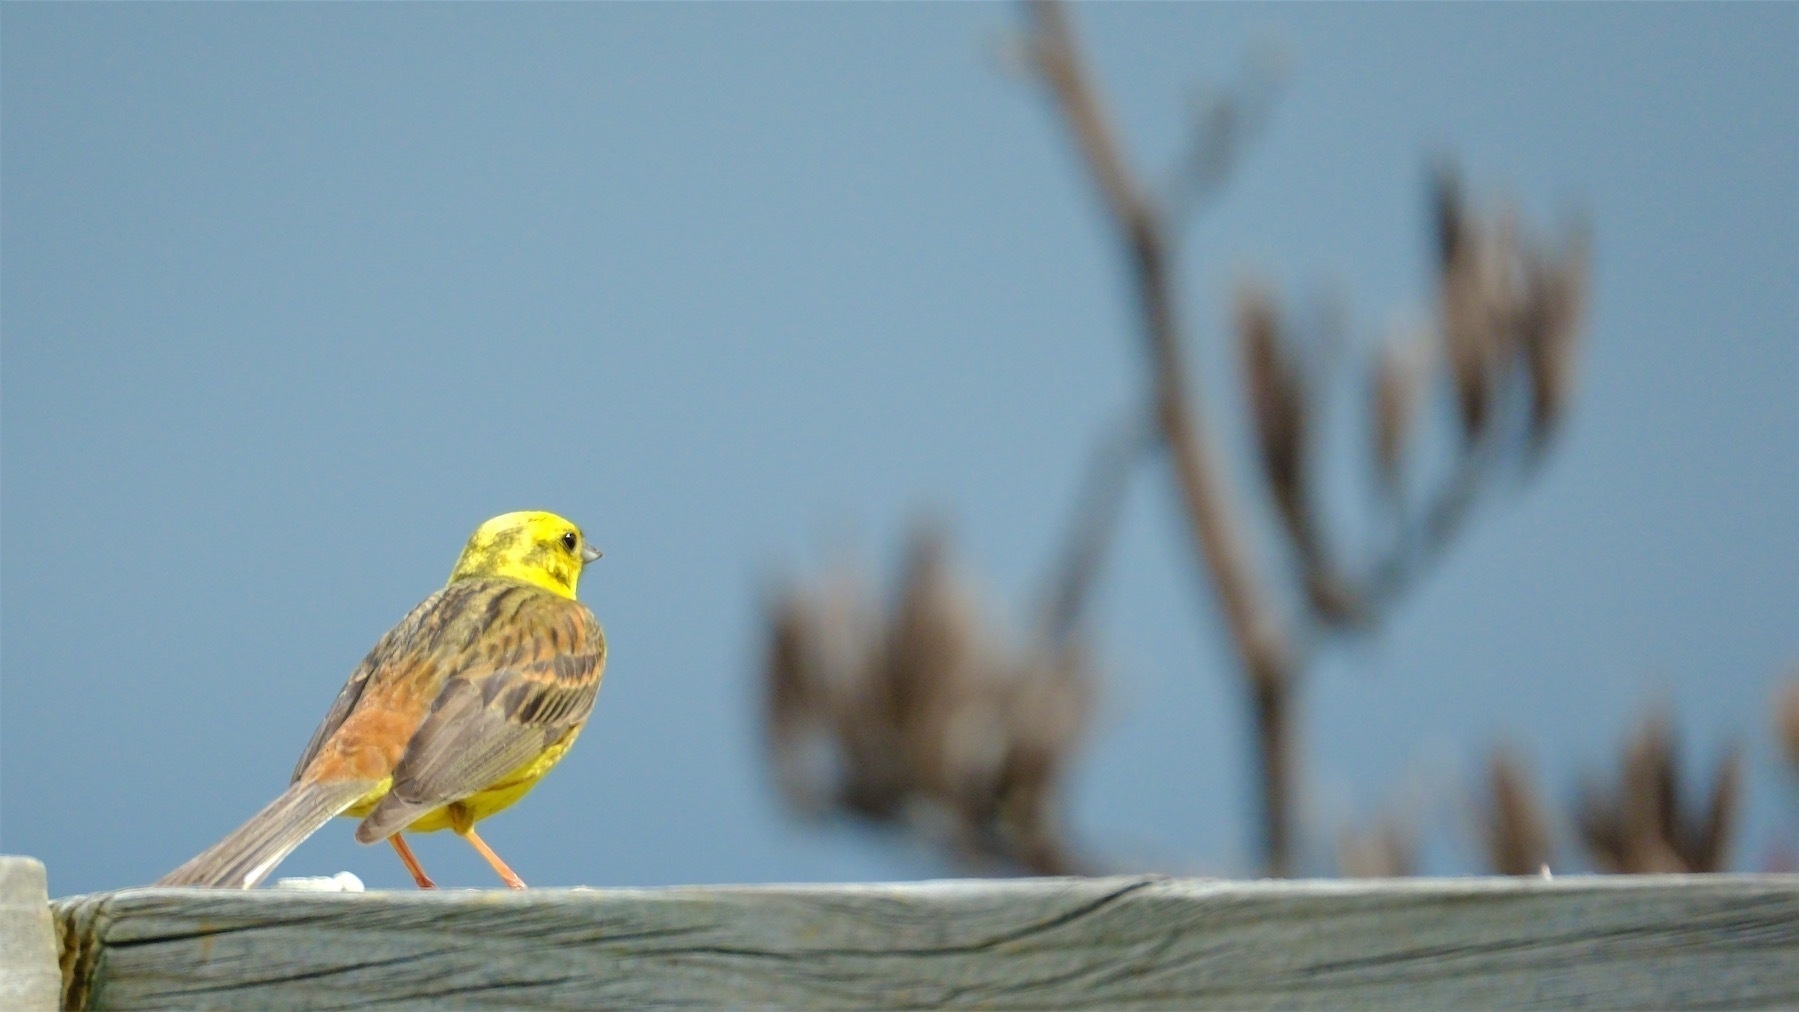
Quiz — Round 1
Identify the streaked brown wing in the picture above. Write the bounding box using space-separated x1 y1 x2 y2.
354 590 603 841
291 588 450 783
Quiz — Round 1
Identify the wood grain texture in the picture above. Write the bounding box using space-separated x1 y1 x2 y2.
53 874 1799 1010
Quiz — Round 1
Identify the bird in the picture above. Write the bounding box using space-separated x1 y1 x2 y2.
157 510 605 890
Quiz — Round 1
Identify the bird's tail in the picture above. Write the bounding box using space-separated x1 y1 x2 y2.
156 779 376 889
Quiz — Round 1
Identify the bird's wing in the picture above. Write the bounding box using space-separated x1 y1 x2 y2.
354 592 604 842
291 588 449 784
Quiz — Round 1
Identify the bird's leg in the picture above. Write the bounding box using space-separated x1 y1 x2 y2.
388 834 437 889
459 827 527 890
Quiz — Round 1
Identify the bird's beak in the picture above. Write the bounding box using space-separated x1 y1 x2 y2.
581 543 603 564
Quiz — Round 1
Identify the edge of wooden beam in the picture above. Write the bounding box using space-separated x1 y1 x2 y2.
0 856 61 1012
51 873 1799 1010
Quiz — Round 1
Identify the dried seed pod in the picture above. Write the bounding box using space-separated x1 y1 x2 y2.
1441 227 1498 442
1435 179 1539 446
762 526 1096 876
1237 282 1308 534
1432 164 1466 273
1520 229 1590 444
1442 301 1481 441
1575 710 1740 873
1484 748 1552 876
1687 744 1741 873
765 573 881 814
1777 677 1799 773
1371 332 1426 500
1339 813 1417 878
764 592 824 810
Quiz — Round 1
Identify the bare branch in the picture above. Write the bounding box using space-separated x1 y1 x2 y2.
1027 0 1298 875
1038 414 1153 645
1162 44 1287 227
1026 2 1155 232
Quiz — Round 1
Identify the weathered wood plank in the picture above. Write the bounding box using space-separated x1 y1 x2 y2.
54 874 1799 1010
1 857 60 1012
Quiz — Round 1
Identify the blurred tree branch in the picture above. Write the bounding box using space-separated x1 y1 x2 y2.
1026 0 1302 877
1024 1 1589 876
765 2 1591 880
1037 416 1155 647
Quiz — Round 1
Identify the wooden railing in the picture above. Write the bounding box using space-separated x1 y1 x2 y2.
7 856 1798 1009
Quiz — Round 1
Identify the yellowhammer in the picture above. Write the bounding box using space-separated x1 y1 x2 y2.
157 511 605 890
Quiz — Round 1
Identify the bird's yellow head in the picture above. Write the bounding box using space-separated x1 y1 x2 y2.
448 511 602 600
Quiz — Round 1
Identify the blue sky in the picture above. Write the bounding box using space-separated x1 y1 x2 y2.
3 4 1794 895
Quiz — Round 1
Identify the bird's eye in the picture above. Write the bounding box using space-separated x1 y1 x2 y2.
561 531 578 552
